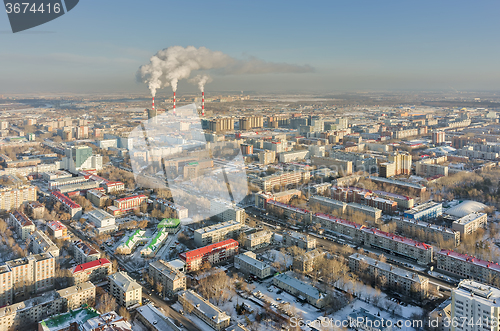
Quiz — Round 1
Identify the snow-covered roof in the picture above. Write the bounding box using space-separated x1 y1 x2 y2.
445 200 486 218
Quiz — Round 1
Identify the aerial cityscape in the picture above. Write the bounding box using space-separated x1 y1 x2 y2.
1 1 500 331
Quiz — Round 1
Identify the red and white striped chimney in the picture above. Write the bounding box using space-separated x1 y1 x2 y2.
173 92 176 115
152 96 155 110
202 91 205 116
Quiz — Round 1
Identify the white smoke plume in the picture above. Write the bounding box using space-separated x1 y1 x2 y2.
189 74 213 92
137 46 313 96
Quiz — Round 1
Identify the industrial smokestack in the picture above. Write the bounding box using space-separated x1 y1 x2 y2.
173 92 176 115
152 96 155 110
202 91 205 116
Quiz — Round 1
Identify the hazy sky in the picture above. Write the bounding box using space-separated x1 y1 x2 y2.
1 0 500 95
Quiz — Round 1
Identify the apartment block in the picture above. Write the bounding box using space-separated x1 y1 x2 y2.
234 252 272 279
86 189 109 208
30 230 60 258
72 240 100 264
178 290 231 330
395 218 460 246
1 253 55 301
312 213 433 265
108 271 142 308
194 220 243 246
148 260 186 297
0 185 37 211
155 198 189 219
10 210 35 240
292 248 325 273
244 230 273 251
179 239 239 272
349 253 429 300
272 271 325 308
209 199 246 224
450 280 500 331
437 250 500 286
0 282 95 331
452 212 487 237
51 191 82 219
71 258 112 285
249 170 309 191
46 220 68 239
283 230 317 251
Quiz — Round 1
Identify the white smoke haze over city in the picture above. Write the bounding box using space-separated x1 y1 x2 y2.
189 74 213 92
137 46 314 96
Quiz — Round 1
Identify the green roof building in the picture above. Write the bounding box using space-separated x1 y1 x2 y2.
157 218 180 233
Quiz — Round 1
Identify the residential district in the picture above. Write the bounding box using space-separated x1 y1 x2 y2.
0 92 499 331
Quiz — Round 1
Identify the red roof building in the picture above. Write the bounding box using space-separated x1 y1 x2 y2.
180 239 238 272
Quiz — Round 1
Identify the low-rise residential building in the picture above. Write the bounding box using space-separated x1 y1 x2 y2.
234 252 272 279
283 230 317 251
450 280 500 331
180 239 239 272
71 258 112 285
272 271 325 308
0 282 95 331
244 230 273 251
108 271 142 308
210 199 246 223
349 253 429 299
292 249 325 273
86 208 117 234
403 201 443 221
194 220 243 246
10 210 35 240
140 228 168 257
437 249 500 286
47 220 68 239
31 230 60 257
115 229 147 255
148 260 186 297
178 290 231 330
72 240 100 264
395 217 460 246
451 212 487 237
